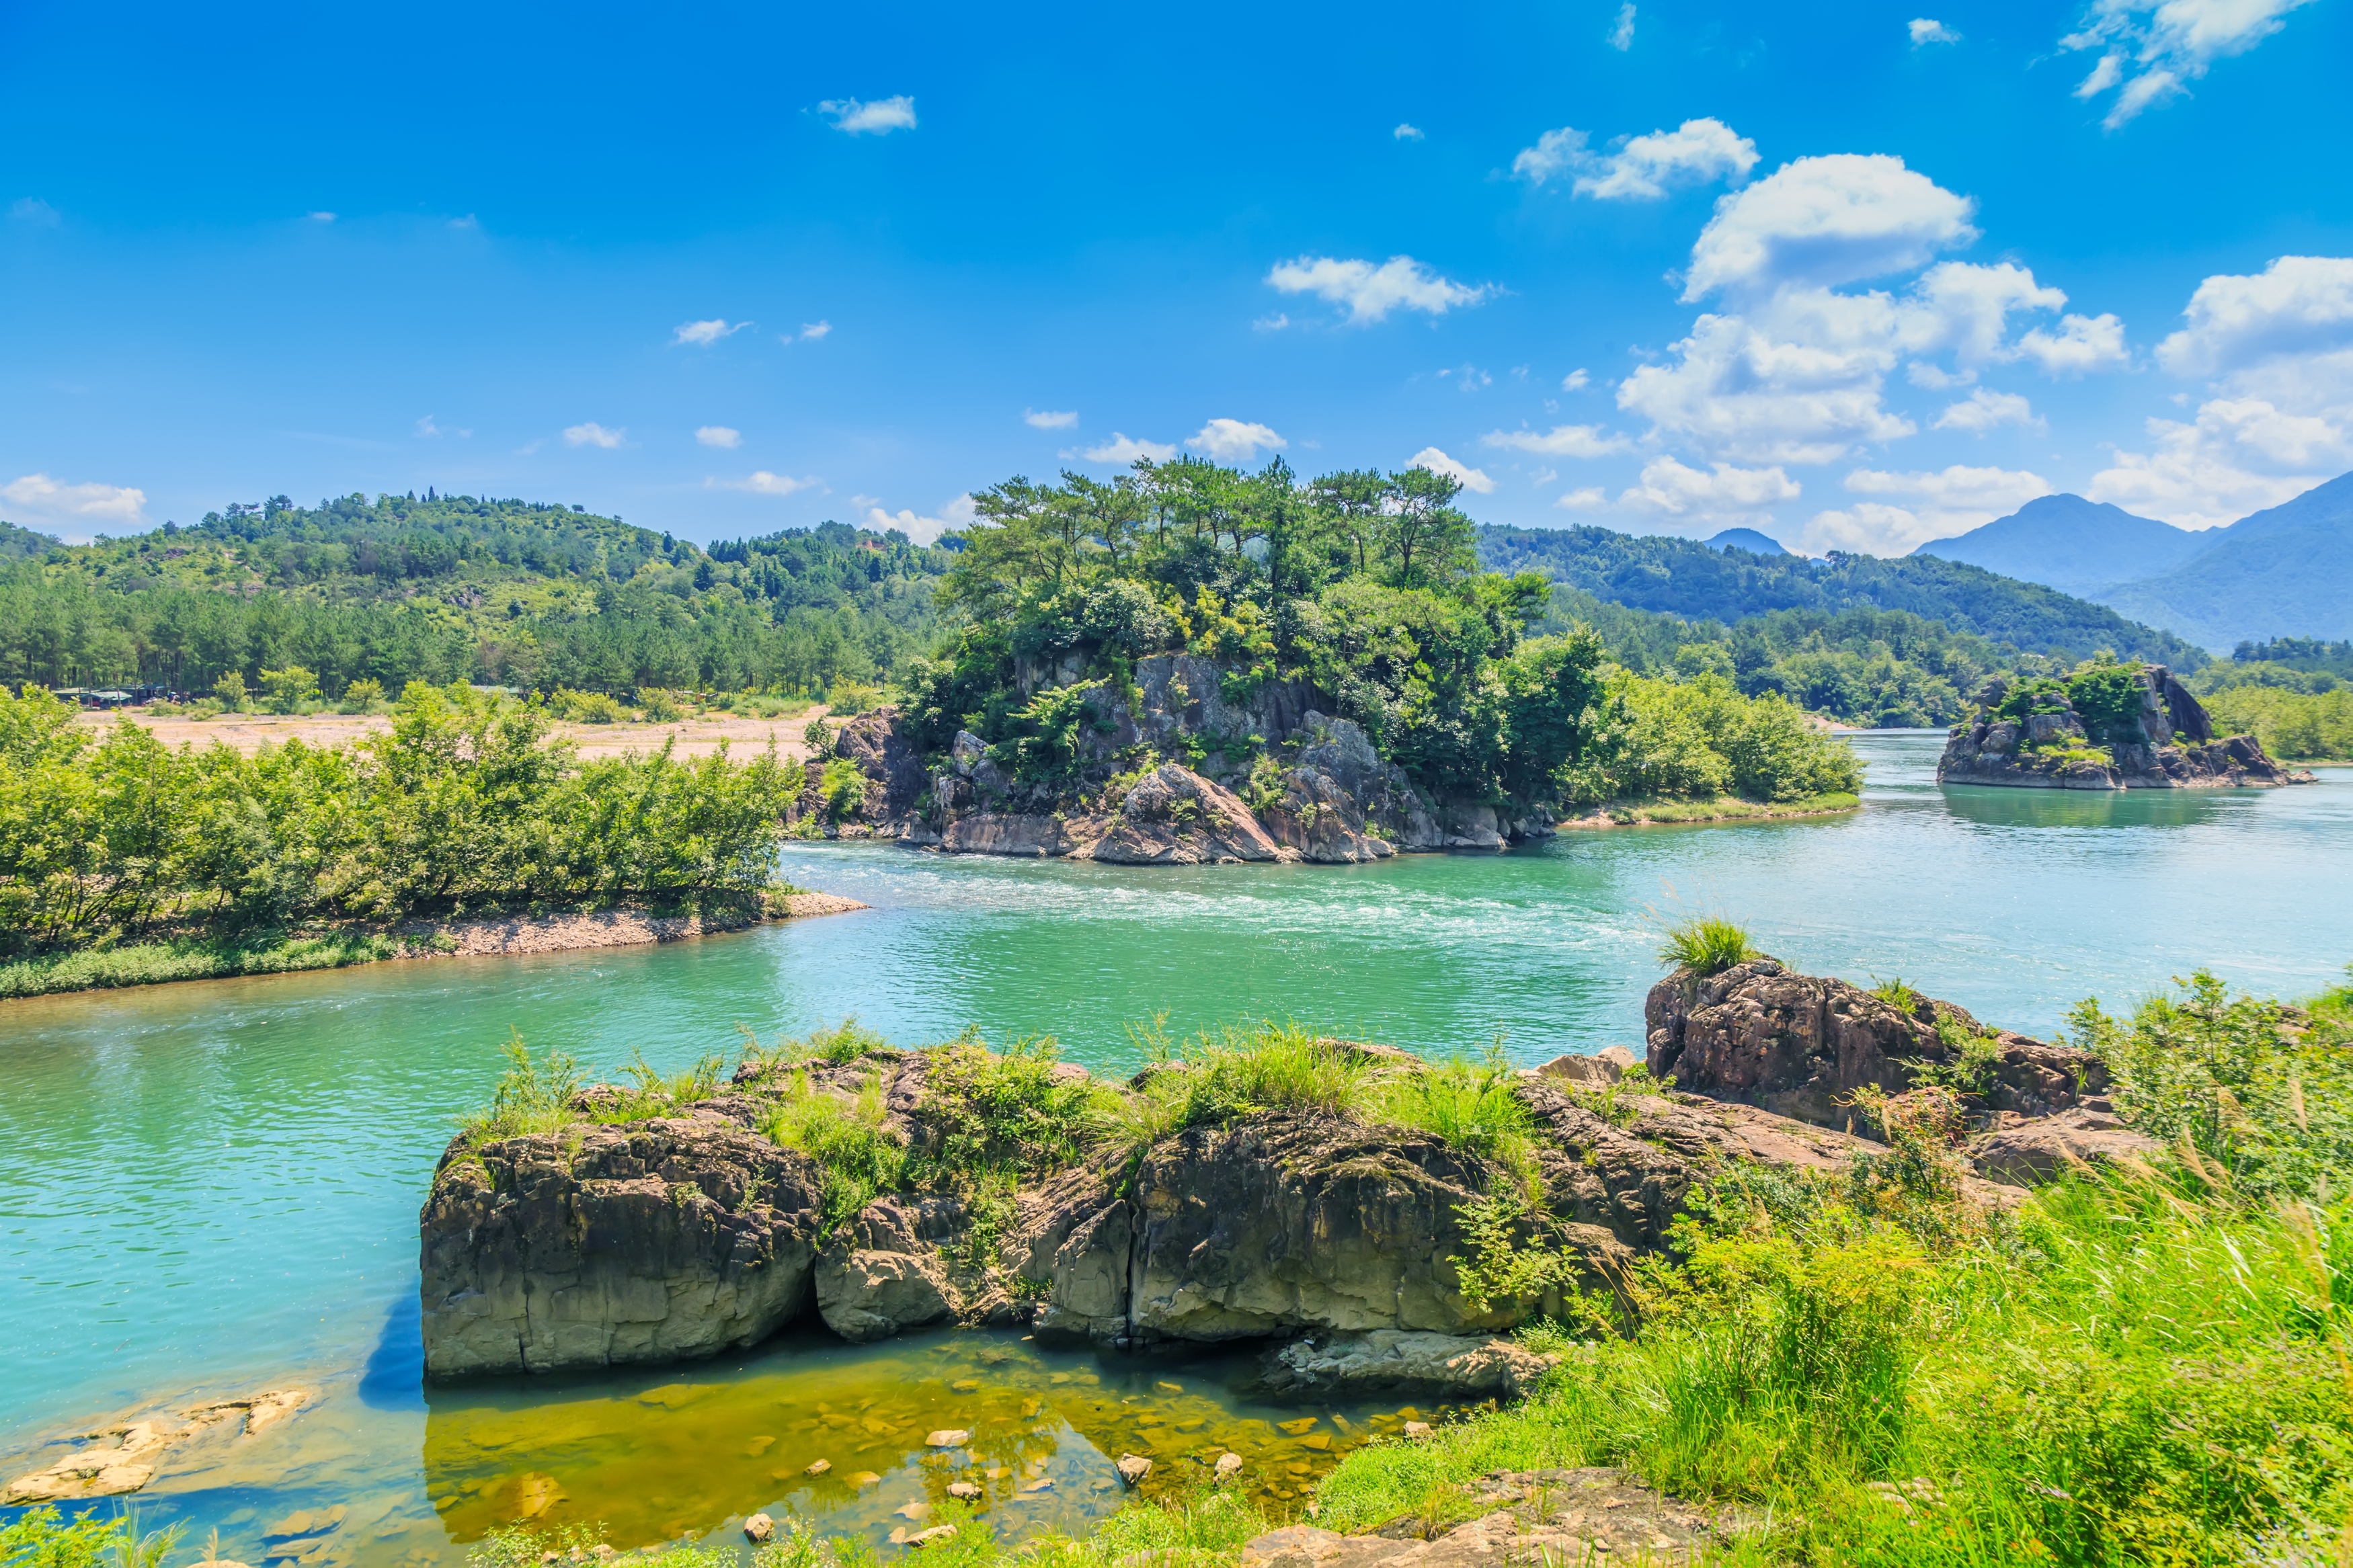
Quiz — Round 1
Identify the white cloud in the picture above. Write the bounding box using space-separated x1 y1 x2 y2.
799 321 832 341
307 210 336 223
1934 388 2042 432
1265 255 1491 324
1805 465 2051 552
1906 261 2067 362
819 95 917 134
2156 255 2353 377
863 495 975 546
1556 487 1609 511
1562 368 1591 390
9 197 61 226
1407 447 1494 493
1186 419 1286 462
2062 0 2317 126
415 414 472 438
1618 311 1919 464
1480 423 1631 458
696 425 742 449
2016 313 2130 374
1070 433 1179 464
1685 154 1977 300
1513 118 1757 200
1608 2 1636 49
1618 457 1800 525
1394 123 1425 141
2090 254 2353 526
1437 364 1492 393
1253 313 1291 332
673 319 749 347
1909 17 1961 44
1024 409 1079 429
1 473 148 534
563 422 626 449
709 471 817 496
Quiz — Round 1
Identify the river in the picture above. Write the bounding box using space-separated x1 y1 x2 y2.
2 734 2348 1561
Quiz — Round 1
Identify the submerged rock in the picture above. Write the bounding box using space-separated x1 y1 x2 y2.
1260 1331 1558 1399
418 1116 822 1377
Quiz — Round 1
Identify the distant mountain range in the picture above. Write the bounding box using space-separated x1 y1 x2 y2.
1705 527 1789 555
1478 524 2208 668
1911 471 2353 651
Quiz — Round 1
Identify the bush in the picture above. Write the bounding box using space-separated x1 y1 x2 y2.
212 669 248 710
552 687 627 724
636 686 683 721
260 665 321 713
819 755 867 819
2204 685 2353 760
918 1032 1111 1180
1570 671 1860 804
458 1031 584 1145
338 677 386 713
761 1067 908 1233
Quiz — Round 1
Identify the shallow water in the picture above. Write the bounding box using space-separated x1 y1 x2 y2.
2 734 2348 1559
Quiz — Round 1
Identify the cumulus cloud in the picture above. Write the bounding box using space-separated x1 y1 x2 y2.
1480 423 1631 458
673 319 749 346
1618 458 1801 526
863 494 975 546
2062 0 2317 126
1394 123 1425 141
1909 17 1961 44
1556 487 1608 511
1800 465 2052 554
1407 448 1494 493
1187 419 1286 462
0 472 147 534
563 422 626 449
1618 312 1919 465
1608 3 1636 48
1684 154 1977 300
820 95 917 134
2092 254 2353 527
1562 368 1591 390
710 471 817 496
696 426 742 448
2016 313 2130 374
1265 255 1491 324
1024 409 1079 429
1513 118 1757 200
1934 388 2042 433
1070 433 1179 464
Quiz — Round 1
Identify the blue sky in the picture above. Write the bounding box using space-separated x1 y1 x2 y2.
5 0 2350 552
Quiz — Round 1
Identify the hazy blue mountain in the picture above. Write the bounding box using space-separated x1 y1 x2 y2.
1909 494 2205 597
2097 471 2353 650
1705 527 1790 555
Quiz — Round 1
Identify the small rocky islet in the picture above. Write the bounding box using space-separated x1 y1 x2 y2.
1937 662 2313 790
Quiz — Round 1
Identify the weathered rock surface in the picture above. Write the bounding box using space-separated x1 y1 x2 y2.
815 1198 956 1342
1969 1104 2163 1184
419 1114 822 1376
1645 958 2107 1129
1261 1331 1558 1399
1240 1469 1752 1568
4 1391 311 1503
1938 665 2313 789
1075 763 1291 864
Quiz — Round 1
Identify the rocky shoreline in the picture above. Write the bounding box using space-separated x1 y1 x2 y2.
393 892 865 959
416 960 2156 1387
1938 664 2313 790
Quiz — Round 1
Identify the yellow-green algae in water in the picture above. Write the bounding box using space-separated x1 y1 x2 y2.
423 1331 1445 1553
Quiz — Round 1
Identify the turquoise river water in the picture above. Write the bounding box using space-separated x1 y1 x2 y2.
1 734 2348 1563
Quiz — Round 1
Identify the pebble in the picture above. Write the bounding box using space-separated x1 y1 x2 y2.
895 1503 930 1521
906 1527 959 1549
804 1460 831 1475
924 1430 971 1448
850 1471 881 1487
947 1483 982 1500
742 1515 774 1544
1403 1421 1434 1438
1215 1453 1243 1478
1019 1478 1055 1494
1115 1454 1152 1488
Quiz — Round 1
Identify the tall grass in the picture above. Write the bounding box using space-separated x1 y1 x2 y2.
458 1031 584 1144
760 1067 908 1233
1657 915 1759 978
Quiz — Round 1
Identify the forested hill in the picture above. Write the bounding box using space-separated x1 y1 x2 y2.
0 491 956 695
1478 524 2208 671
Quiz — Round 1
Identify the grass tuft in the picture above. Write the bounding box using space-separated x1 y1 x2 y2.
1657 915 1759 977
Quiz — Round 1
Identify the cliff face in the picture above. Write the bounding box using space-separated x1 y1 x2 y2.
797 655 1553 862
420 976 2153 1380
1937 665 2312 790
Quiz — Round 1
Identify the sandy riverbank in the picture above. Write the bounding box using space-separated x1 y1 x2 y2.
73 708 830 761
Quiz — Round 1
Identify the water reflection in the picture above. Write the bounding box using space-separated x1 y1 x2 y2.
1934 781 2244 830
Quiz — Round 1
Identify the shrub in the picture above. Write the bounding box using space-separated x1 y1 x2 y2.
636 686 683 721
458 1031 583 1144
213 669 249 710
338 677 386 713
259 665 322 713
552 687 626 724
802 716 836 755
819 756 867 819
1375 1046 1540 1187
918 1032 1110 1180
1657 915 1758 977
761 1067 908 1233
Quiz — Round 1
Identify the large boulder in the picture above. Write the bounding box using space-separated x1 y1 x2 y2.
815 1198 957 1343
1644 958 2107 1130
1260 1330 1558 1399
1077 764 1290 865
418 1115 822 1377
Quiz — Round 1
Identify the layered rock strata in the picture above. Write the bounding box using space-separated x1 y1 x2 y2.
1938 665 2312 789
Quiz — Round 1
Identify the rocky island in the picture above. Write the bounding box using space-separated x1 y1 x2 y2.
417 960 2153 1385
1938 661 2313 790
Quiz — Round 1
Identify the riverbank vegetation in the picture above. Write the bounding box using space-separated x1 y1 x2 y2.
0 680 799 987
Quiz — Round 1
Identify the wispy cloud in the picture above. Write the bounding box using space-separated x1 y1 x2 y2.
2062 0 2317 127
674 319 750 347
415 414 472 439
1070 432 1179 463
709 471 817 496
1394 123 1426 141
1608 3 1636 49
696 425 742 449
819 95 918 134
1482 423 1630 458
799 321 832 341
564 422 626 449
307 210 336 223
1024 409 1079 429
1909 17 1962 45
1265 255 1491 324
9 196 61 226
1187 419 1285 462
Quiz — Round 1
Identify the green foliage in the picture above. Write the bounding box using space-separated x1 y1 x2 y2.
259 664 321 712
819 755 867 819
552 687 626 723
917 1032 1111 1179
1449 1186 1587 1313
635 686 683 721
338 676 385 712
1119 1021 1380 1151
608 1050 725 1119
0 927 399 999
996 679 1107 784
2204 684 2353 760
459 1030 584 1144
740 1017 893 1073
1569 671 1862 805
212 669 247 710
2063 657 2145 742
2069 968 2353 1198
1375 1047 1540 1188
760 1067 910 1233
1 1505 132 1568
1657 915 1758 978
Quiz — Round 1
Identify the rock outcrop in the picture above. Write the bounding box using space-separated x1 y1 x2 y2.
418 1114 823 1376
1938 666 2313 790
1260 1331 1558 1399
1239 1469 1754 1568
1076 763 1289 865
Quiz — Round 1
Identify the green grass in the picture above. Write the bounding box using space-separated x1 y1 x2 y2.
458 1032 586 1145
1657 915 1760 978
0 930 401 999
1575 793 1862 826
759 1065 910 1233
